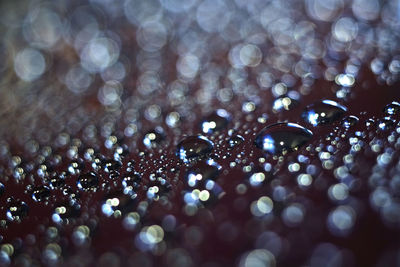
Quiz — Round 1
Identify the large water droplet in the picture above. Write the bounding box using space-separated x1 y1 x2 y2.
302 100 347 126
176 135 214 163
200 109 231 134
383 101 400 116
31 185 51 202
186 160 221 187
6 198 28 222
255 122 313 155
77 172 99 191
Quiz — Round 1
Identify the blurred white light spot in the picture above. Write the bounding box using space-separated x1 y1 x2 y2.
14 48 46 82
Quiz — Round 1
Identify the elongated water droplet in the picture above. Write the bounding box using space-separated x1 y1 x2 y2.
302 100 347 126
255 122 313 155
200 109 231 134
176 135 214 163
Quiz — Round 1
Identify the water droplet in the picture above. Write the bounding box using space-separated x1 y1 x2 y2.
228 135 244 148
31 185 51 202
383 101 400 116
6 199 28 222
103 159 122 173
272 93 300 112
52 201 81 223
342 115 359 128
0 183 4 197
302 100 347 126
49 173 66 189
378 117 395 131
200 109 231 134
255 123 313 155
186 160 221 187
143 127 166 148
176 136 214 163
101 191 136 217
77 172 99 191
122 172 142 195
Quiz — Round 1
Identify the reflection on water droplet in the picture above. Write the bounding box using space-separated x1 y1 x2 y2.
32 185 51 202
122 172 142 195
6 199 28 222
302 100 347 126
383 101 400 116
52 201 81 224
200 109 231 134
103 159 122 173
77 172 99 191
255 123 313 155
101 191 136 217
176 136 214 163
143 127 166 148
378 117 395 131
342 115 359 128
272 92 300 112
0 183 4 197
186 160 221 187
228 135 244 148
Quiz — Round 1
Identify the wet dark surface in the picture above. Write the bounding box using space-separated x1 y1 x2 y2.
0 0 400 266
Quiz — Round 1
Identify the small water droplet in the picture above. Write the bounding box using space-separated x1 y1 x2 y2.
342 115 359 128
143 127 166 148
6 199 28 222
49 172 66 189
176 136 214 163
228 135 244 148
77 172 99 191
122 172 142 195
302 100 347 126
52 201 81 223
200 109 231 134
272 92 300 112
255 122 313 155
31 185 51 202
186 160 221 187
378 117 395 131
101 191 136 217
103 159 122 173
0 183 4 197
383 101 400 116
